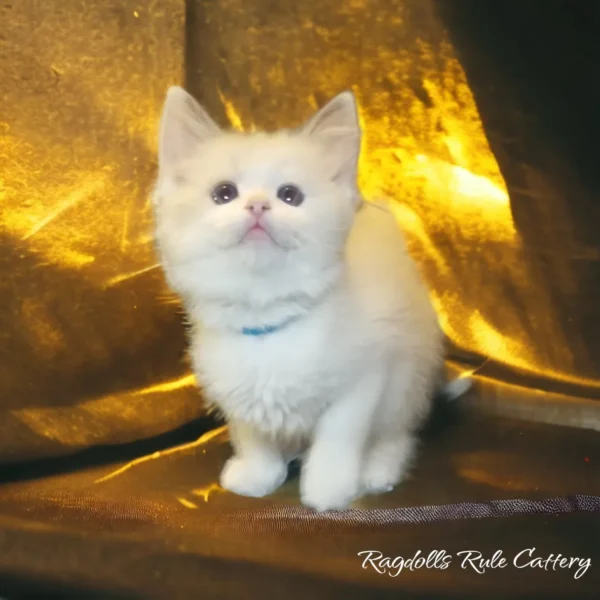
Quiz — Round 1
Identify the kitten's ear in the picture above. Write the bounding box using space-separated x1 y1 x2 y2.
157 86 220 182
300 90 362 190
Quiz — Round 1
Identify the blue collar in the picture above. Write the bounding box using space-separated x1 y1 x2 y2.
241 324 281 337
241 316 297 337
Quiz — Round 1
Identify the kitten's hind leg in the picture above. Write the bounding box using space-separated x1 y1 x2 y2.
360 358 435 495
361 432 417 494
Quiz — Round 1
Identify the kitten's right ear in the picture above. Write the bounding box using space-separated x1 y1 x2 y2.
157 86 220 182
299 91 361 198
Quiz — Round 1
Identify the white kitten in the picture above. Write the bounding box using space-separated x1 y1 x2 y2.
153 87 458 511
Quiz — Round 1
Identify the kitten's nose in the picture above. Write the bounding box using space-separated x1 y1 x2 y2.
246 198 271 215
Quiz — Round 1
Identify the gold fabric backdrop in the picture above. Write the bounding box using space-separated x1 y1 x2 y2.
2 0 599 463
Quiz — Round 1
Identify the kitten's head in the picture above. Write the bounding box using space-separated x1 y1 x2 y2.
153 87 362 304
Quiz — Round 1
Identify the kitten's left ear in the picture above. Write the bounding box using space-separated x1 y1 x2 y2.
157 86 221 184
300 91 362 193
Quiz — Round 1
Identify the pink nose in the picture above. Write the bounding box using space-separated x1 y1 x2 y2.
246 199 271 215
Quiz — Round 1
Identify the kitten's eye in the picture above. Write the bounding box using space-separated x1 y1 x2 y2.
276 184 305 207
211 182 239 205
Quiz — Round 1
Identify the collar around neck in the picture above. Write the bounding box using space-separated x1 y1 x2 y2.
241 315 298 337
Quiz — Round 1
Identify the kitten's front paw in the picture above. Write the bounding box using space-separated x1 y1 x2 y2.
300 461 360 512
220 455 287 498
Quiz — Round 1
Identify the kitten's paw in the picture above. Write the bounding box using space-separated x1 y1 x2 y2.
220 455 287 498
360 460 402 494
300 462 360 512
361 437 413 494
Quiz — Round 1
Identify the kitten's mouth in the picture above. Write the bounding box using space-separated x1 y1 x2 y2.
241 220 277 244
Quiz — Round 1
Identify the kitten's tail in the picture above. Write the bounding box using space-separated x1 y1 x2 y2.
438 376 473 402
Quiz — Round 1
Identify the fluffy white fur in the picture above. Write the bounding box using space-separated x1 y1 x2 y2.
153 87 449 511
